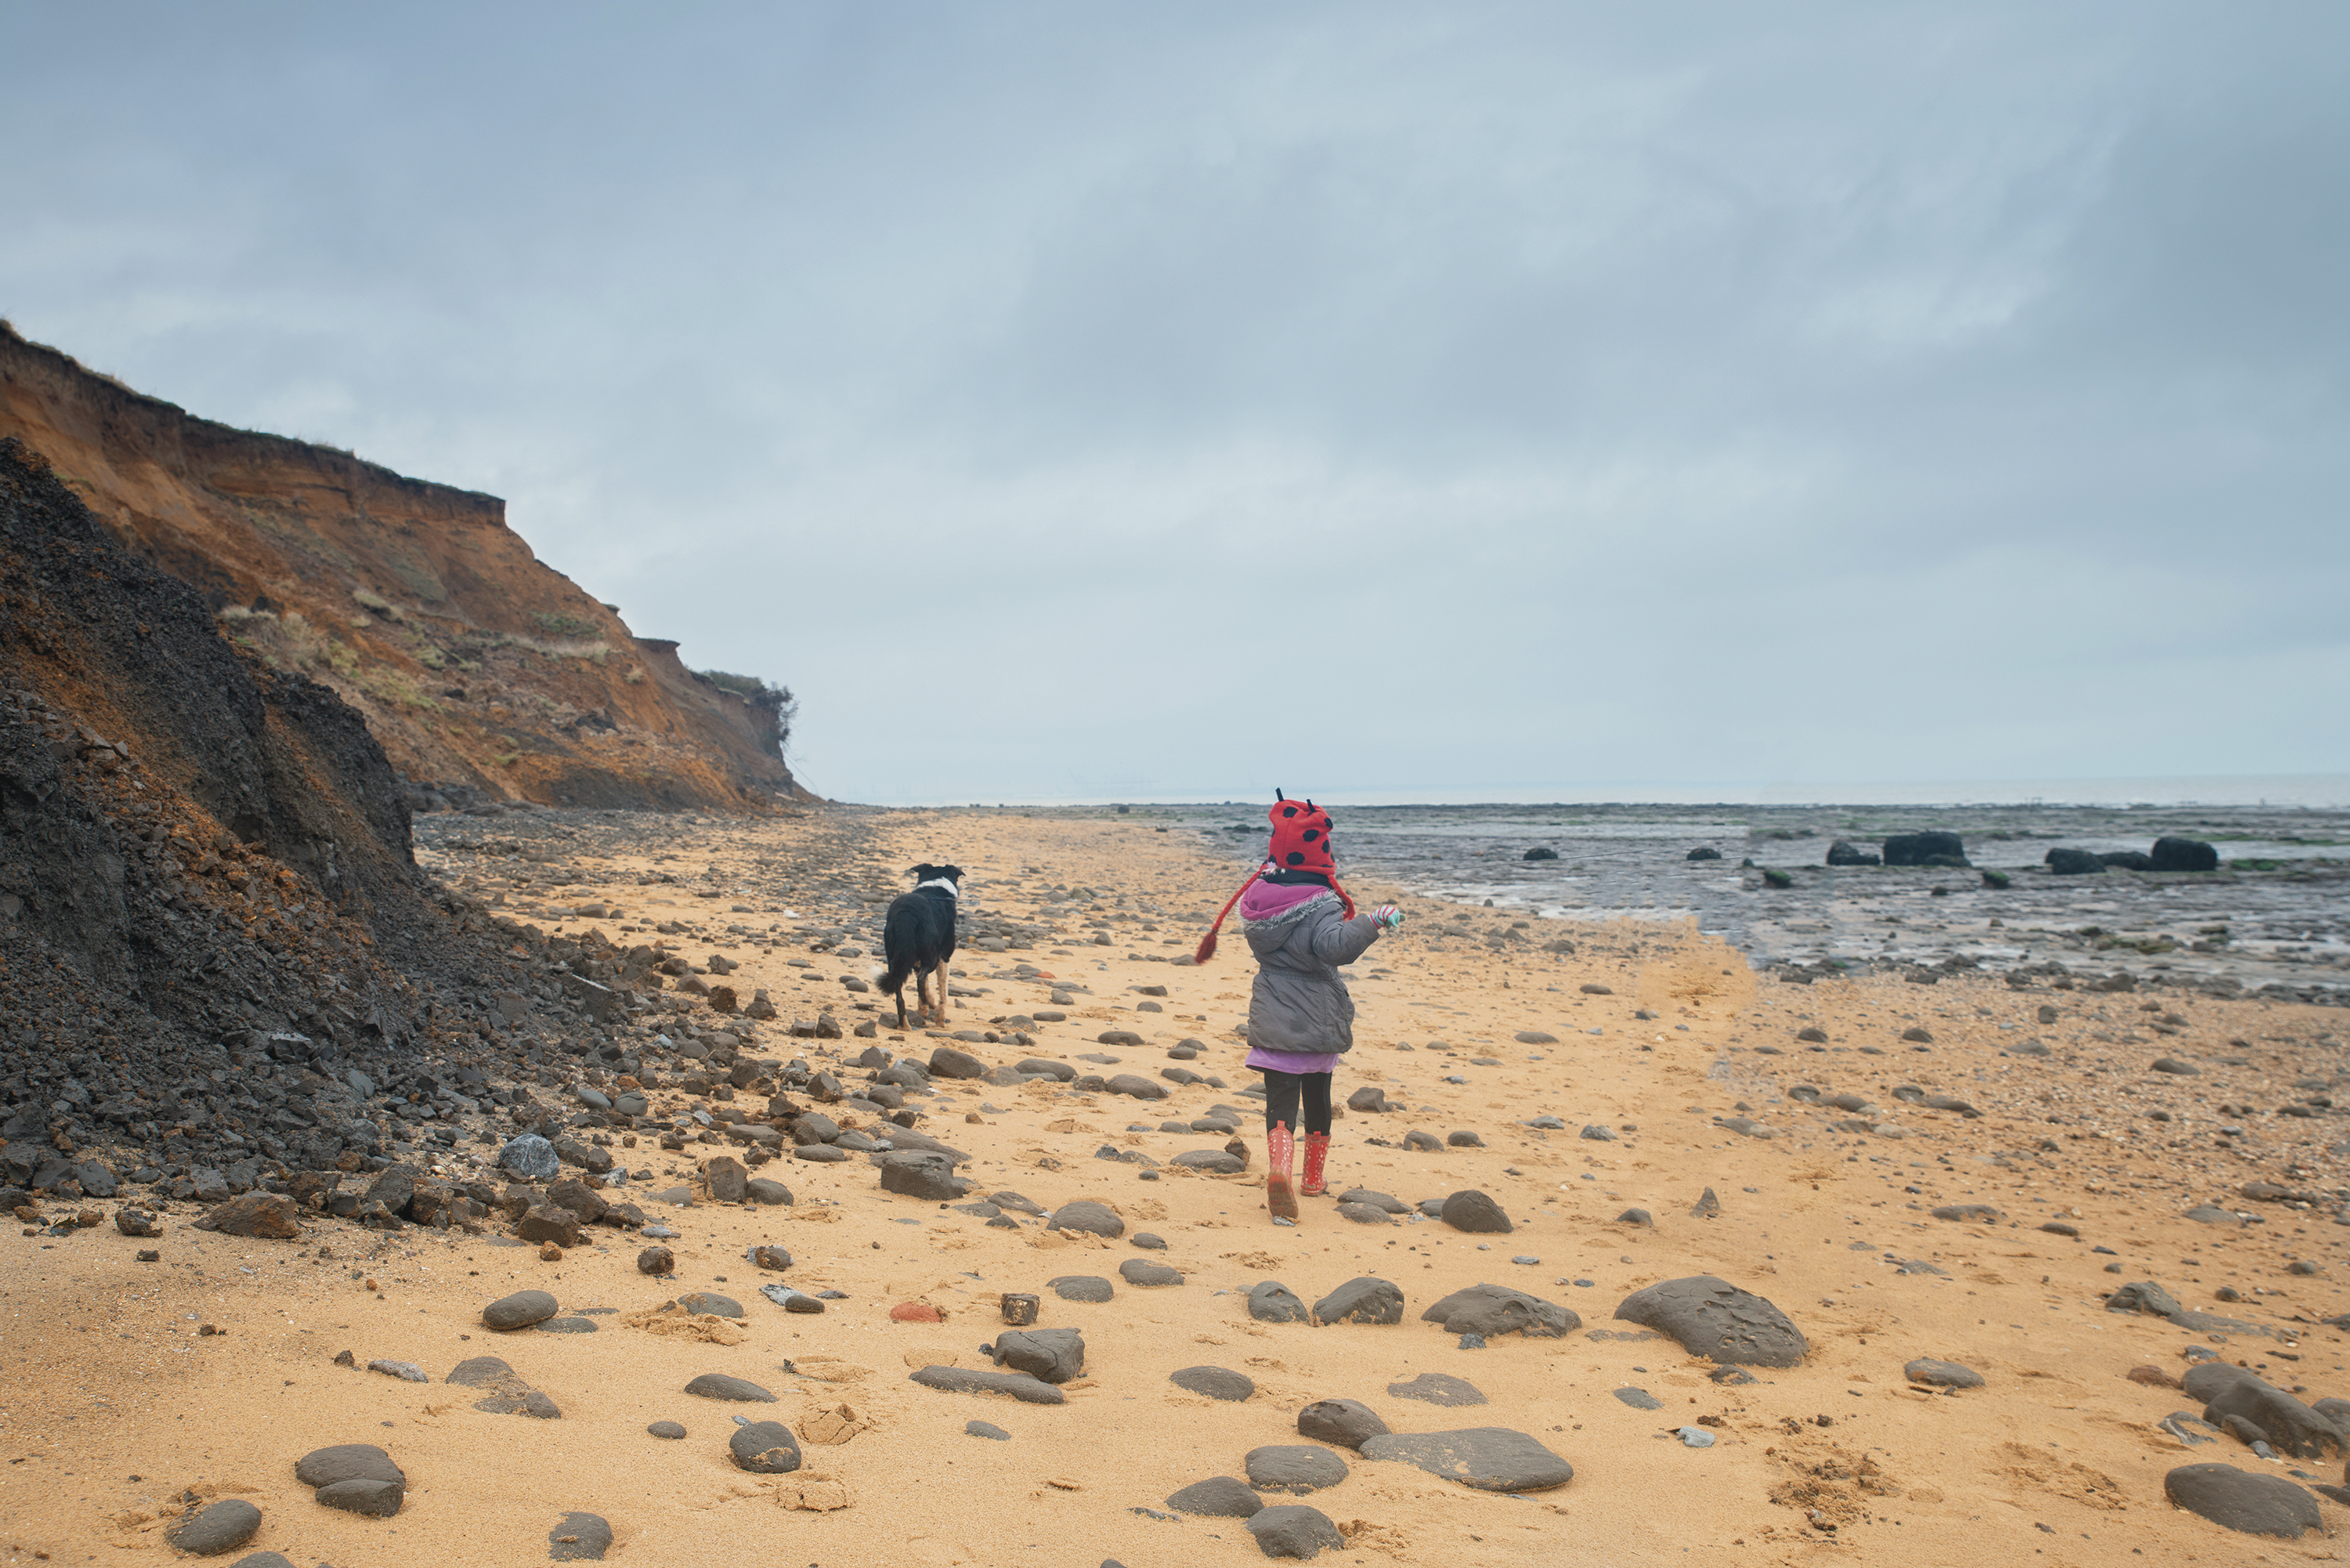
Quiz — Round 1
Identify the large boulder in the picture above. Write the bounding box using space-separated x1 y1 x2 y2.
2152 836 2221 873
445 1356 562 1418
1359 1428 1574 1492
928 1046 988 1079
315 1477 403 1516
1419 1283 1578 1338
1825 839 1881 867
295 1444 405 1489
1312 1276 1404 1325
1437 1190 1512 1234
684 1373 776 1403
992 1328 1086 1385
2182 1361 2259 1404
1246 1446 1350 1494
1904 1357 1983 1389
1047 1199 1124 1238
907 1365 1065 1404
363 1165 417 1214
482 1290 560 1331
877 1151 970 1201
2099 850 2156 872
497 1134 561 1180
1247 1504 1347 1558
703 1156 748 1202
1387 1372 1487 1407
2045 847 2106 876
165 1499 262 1555
548 1512 614 1561
515 1205 583 1247
1882 831 1969 868
551 1135 613 1173
1170 1365 1255 1401
1297 1398 1390 1450
208 1192 299 1239
2163 1463 2325 1537
2204 1377 2348 1460
1164 1476 1263 1519
1119 1258 1184 1288
545 1176 609 1223
1614 1276 1806 1367
1249 1281 1309 1323
2105 1281 2184 1318
872 1125 970 1164
728 1420 803 1474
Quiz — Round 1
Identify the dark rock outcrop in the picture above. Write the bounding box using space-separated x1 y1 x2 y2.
1882 832 1969 868
2152 836 2221 873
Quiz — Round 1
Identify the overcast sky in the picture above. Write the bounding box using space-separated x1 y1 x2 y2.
5 3 2345 804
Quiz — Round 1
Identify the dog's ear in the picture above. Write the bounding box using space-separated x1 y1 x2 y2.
939 865 963 883
906 864 929 880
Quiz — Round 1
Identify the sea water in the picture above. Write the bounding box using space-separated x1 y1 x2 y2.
1152 795 2350 1001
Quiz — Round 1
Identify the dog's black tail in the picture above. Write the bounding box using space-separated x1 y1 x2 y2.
877 898 924 998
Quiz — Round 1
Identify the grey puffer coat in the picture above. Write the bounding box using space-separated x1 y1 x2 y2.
1242 889 1382 1054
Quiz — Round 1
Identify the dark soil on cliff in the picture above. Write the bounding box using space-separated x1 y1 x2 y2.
0 433 665 1199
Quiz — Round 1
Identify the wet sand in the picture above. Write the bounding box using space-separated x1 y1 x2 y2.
3 808 2345 1566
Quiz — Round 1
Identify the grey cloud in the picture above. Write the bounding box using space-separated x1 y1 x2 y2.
3 2 2343 802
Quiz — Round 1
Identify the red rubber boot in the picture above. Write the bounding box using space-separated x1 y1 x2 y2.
1300 1132 1330 1197
1265 1121 1300 1220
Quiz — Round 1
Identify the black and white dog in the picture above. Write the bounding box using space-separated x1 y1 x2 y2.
877 862 962 1029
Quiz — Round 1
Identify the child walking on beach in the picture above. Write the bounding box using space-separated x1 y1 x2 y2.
1195 793 1401 1221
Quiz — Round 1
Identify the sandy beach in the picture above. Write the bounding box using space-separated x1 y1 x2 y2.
4 808 2345 1566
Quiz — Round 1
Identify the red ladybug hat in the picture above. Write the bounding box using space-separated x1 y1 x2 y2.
1194 791 1356 964
1267 795 1336 873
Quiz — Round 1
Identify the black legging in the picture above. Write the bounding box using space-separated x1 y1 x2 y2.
1261 1069 1332 1136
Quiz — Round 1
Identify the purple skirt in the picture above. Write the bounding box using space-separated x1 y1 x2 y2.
1246 1046 1341 1075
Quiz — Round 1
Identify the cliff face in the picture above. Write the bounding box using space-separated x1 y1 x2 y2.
0 321 810 811
0 430 674 1190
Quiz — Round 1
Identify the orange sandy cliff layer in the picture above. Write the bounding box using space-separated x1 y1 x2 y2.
0 320 812 812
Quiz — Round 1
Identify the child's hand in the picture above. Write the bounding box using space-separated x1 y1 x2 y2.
1371 904 1404 930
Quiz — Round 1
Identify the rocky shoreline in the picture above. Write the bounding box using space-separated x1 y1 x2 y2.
1148 800 2350 1007
7 803 2350 1565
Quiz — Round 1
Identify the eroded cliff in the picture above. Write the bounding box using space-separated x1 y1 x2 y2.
0 321 809 811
